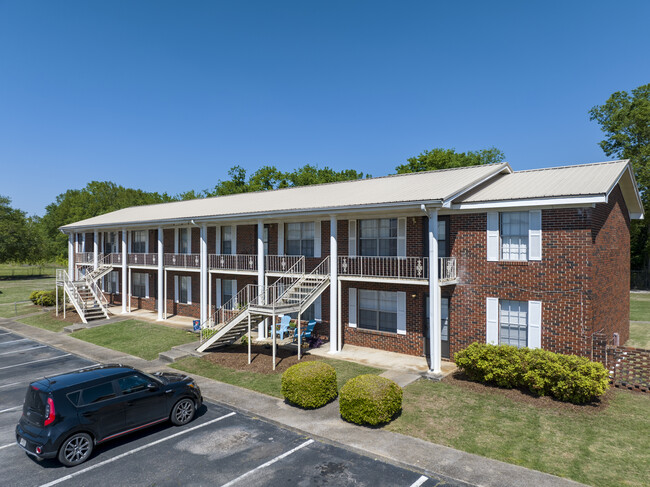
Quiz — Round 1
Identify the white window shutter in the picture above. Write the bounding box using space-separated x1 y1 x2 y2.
529 210 542 261
314 221 321 258
174 275 179 303
278 223 284 255
128 231 132 254
232 225 237 254
145 231 150 254
115 272 119 294
348 220 356 256
528 300 542 349
486 297 499 344
397 217 407 257
487 212 499 262
215 225 221 254
348 288 357 327
144 273 149 298
174 228 179 254
187 276 192 304
397 291 407 335
215 278 222 308
314 295 322 321
101 276 105 292
233 279 238 307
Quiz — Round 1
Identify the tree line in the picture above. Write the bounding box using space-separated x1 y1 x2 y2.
1 83 648 268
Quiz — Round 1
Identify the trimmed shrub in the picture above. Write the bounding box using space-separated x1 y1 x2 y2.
455 343 609 404
339 375 402 426
29 290 56 307
281 361 337 409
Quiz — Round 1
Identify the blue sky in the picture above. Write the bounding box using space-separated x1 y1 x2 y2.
1 1 648 216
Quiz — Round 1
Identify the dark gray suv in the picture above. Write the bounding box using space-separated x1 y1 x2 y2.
15 364 202 466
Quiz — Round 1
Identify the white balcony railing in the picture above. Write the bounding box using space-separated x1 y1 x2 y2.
338 256 457 282
209 254 257 272
74 252 94 264
105 253 123 265
265 255 305 274
128 253 159 266
164 253 201 268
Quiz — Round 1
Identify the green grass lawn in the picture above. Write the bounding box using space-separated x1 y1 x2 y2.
71 320 198 360
18 312 68 332
628 321 650 349
170 356 383 398
0 263 61 279
0 302 40 318
386 379 650 487
630 292 650 321
0 276 56 304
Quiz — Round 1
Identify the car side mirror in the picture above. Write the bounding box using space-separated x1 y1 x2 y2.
147 383 159 391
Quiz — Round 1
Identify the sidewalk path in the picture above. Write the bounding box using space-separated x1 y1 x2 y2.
0 317 587 487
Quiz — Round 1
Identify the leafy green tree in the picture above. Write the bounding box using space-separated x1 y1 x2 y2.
590 84 650 269
0 196 45 263
395 147 506 173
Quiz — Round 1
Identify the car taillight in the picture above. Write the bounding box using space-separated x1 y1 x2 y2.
44 397 55 426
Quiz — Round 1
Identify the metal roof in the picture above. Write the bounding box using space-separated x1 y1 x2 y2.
60 163 510 230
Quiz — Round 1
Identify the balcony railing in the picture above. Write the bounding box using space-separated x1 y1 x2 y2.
128 253 159 266
338 256 457 282
75 252 94 264
265 255 305 274
164 253 201 268
105 253 123 265
209 254 257 272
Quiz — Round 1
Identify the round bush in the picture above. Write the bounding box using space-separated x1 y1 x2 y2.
339 375 402 426
29 290 56 307
281 361 337 409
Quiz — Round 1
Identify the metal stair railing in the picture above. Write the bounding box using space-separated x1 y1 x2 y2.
56 269 89 323
271 256 330 312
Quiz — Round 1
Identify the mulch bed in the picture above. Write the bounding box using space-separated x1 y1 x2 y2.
442 371 613 413
204 344 321 374
47 308 82 324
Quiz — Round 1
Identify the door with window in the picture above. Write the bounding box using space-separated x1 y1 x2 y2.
75 381 125 441
117 374 167 428
424 296 449 359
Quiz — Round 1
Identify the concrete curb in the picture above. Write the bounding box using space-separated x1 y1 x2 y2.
0 318 588 487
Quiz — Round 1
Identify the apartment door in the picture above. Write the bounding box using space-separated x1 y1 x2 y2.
424 295 449 359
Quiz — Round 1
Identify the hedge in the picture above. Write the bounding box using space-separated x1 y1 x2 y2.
454 343 609 404
339 375 402 426
281 361 337 409
29 290 57 307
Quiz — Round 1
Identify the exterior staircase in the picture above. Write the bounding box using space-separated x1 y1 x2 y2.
197 257 330 352
56 256 113 324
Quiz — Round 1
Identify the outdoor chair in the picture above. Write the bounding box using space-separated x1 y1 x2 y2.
273 315 292 340
293 320 316 344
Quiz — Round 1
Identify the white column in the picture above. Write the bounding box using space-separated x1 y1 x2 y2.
157 227 164 321
329 216 338 353
200 224 208 325
257 220 266 338
428 209 441 374
121 227 128 314
68 233 74 277
93 230 99 270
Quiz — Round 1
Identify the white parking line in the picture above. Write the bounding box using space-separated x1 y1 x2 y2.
0 406 21 414
0 354 71 371
0 339 29 345
38 412 236 487
410 475 429 487
0 381 23 389
0 443 15 450
220 439 314 487
0 345 46 356
0 332 12 336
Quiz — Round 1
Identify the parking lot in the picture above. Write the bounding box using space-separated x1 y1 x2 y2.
0 329 462 487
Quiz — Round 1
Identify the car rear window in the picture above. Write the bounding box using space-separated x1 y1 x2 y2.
24 386 46 414
81 382 116 405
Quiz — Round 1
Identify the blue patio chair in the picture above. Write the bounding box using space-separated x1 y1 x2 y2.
273 315 292 340
293 320 316 343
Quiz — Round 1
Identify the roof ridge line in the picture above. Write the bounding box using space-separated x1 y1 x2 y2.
513 159 628 174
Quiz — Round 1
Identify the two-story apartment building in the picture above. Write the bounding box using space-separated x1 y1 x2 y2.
60 160 643 372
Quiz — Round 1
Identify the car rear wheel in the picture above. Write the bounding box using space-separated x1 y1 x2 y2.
58 432 93 467
171 398 195 426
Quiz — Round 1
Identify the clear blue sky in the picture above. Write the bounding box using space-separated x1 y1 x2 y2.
1 1 648 216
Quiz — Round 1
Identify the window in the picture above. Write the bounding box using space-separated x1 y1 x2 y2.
105 271 119 294
179 228 191 254
132 231 147 253
118 375 150 395
499 300 528 348
286 222 314 257
132 273 147 298
104 232 117 254
358 290 398 333
263 225 269 256
290 295 320 322
222 279 235 305
438 220 447 258
500 212 529 261
178 275 191 304
81 382 116 405
359 219 397 256
221 226 233 255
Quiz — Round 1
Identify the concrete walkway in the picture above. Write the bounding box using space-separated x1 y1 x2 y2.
0 317 587 487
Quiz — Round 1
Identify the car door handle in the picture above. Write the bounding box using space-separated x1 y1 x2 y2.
165 389 173 394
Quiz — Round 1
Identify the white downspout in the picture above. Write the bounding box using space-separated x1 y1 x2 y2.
121 227 128 314
427 207 441 374
157 227 164 321
329 216 338 353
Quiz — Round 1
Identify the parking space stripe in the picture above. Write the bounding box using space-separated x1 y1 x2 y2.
0 339 29 345
38 412 236 487
0 332 12 336
0 406 22 414
0 443 15 450
409 475 429 487
0 354 71 370
220 439 314 487
0 381 23 389
0 345 46 356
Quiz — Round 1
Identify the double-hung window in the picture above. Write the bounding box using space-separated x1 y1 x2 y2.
177 276 191 304
104 232 117 254
500 212 528 261
359 219 397 256
222 279 235 305
221 226 233 255
132 231 147 253
286 222 314 257
178 228 191 254
358 290 398 333
104 270 119 294
499 300 528 348
132 273 147 298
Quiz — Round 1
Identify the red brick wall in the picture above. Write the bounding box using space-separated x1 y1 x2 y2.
165 271 200 318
